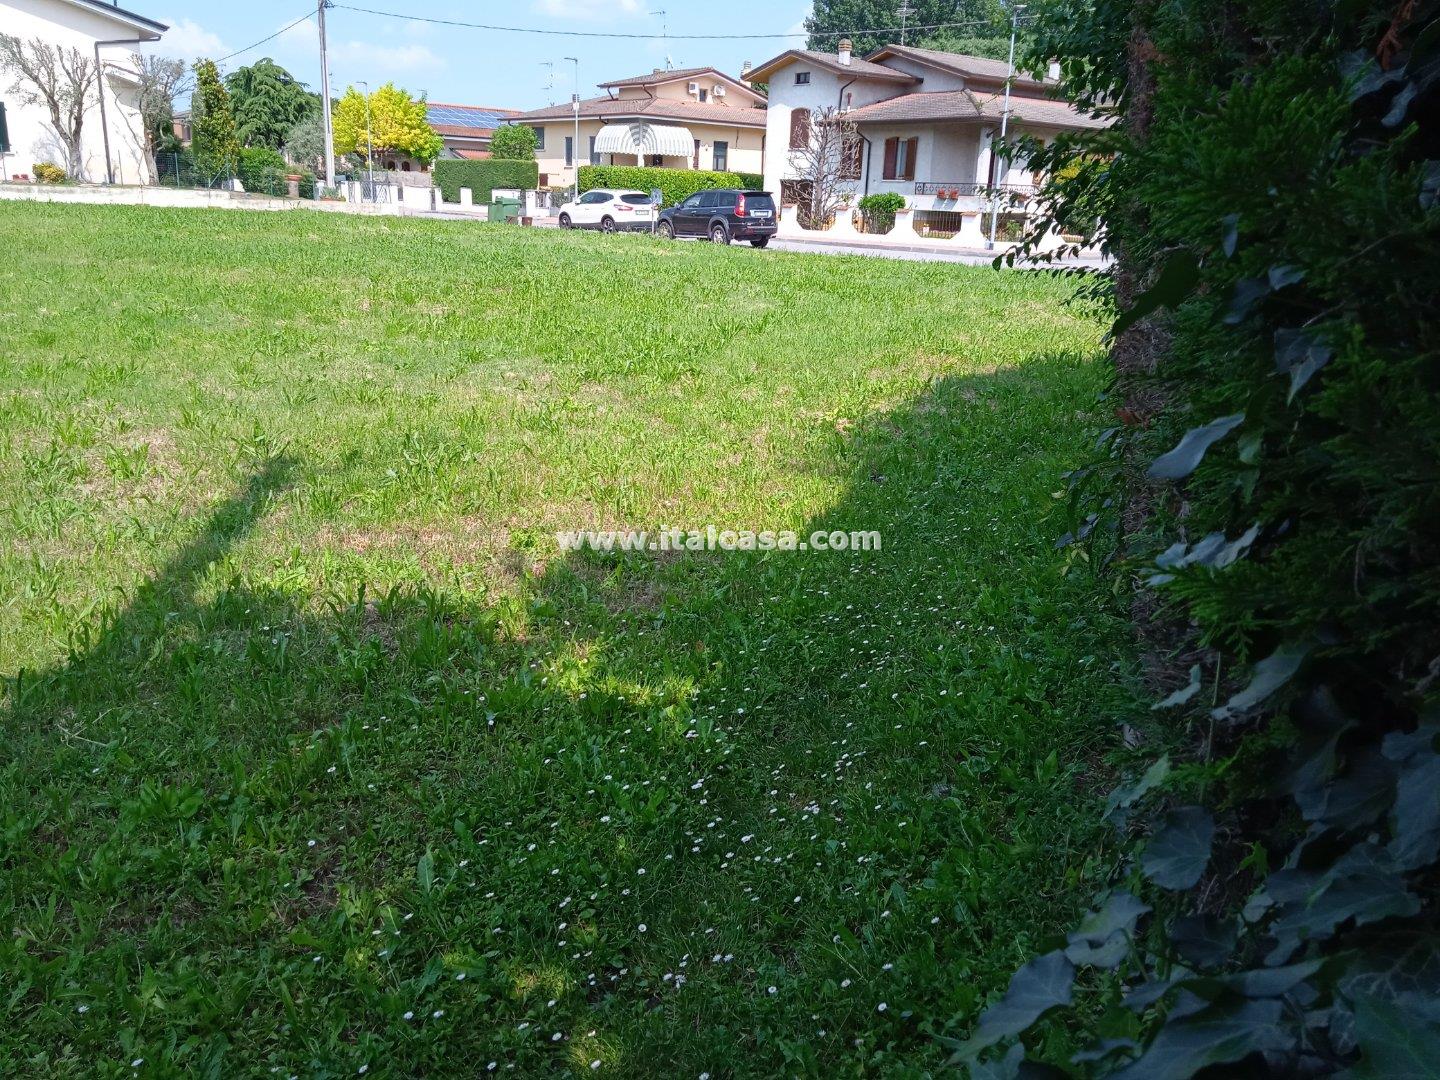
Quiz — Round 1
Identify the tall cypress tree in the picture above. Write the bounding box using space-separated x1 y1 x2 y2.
191 58 240 180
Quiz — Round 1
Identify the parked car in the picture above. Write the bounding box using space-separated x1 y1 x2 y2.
655 189 777 247
556 189 655 232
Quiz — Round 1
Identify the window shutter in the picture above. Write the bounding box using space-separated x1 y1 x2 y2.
903 137 919 180
882 137 898 180
789 108 811 150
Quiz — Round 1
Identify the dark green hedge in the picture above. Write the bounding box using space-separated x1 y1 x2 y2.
965 2 1440 1075
577 165 765 207
433 159 539 203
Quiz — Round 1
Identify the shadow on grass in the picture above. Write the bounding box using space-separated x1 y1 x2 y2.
1 356 1133 1076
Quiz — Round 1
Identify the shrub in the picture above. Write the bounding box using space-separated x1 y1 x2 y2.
488 124 537 161
237 146 288 195
578 165 764 208
966 3 1440 1076
33 162 66 184
857 191 906 233
857 192 905 214
432 159 539 203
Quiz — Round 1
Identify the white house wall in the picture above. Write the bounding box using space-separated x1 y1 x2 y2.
760 63 895 199
1 0 156 184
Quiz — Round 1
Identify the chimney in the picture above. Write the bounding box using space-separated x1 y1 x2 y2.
740 59 752 84
838 38 852 66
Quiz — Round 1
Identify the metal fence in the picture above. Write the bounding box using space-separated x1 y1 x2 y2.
155 152 320 199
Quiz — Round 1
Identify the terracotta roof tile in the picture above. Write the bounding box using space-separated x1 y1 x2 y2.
844 88 1108 129
746 49 919 85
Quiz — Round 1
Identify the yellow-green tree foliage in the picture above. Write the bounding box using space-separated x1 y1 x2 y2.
332 83 442 164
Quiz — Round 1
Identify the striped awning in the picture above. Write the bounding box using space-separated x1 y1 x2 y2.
593 122 694 158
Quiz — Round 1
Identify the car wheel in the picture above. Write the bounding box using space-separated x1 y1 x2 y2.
559 213 572 229
657 220 674 239
600 216 616 233
710 222 730 244
750 237 771 249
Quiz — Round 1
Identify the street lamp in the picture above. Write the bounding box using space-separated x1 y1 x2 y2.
563 56 579 195
987 3 1026 250
357 79 375 189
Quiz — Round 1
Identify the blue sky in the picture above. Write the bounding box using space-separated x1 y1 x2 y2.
143 1 815 109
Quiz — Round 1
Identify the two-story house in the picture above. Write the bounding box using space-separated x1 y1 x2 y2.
749 39 1105 227
506 66 767 188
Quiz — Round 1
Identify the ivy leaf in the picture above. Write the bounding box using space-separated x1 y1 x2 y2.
1071 891 1151 944
1155 525 1260 571
1421 161 1440 211
1212 642 1311 722
1220 214 1240 257
947 951 1075 1061
1104 756 1170 825
1267 264 1306 289
1383 724 1440 871
1154 665 1203 710
1264 843 1421 964
1297 748 1398 831
1226 958 1323 998
1171 914 1237 968
1112 250 1201 337
1223 277 1271 324
1148 414 1245 481
1275 328 1335 402
1142 806 1216 890
1346 995 1440 1078
1110 999 1293 1080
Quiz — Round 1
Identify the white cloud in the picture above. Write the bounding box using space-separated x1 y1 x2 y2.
333 40 446 75
146 17 231 61
531 0 643 20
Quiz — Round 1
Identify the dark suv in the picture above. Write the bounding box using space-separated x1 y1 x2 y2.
656 189 778 247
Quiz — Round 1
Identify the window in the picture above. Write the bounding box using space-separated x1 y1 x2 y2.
648 153 664 167
713 140 728 171
564 135 573 166
881 136 918 181
789 107 811 150
401 161 411 172
580 191 608 204
795 71 810 85
531 126 546 150
588 135 599 165
699 89 709 102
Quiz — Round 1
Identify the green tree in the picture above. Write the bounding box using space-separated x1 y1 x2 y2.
191 58 240 180
225 57 319 149
488 123 537 161
332 83 442 165
804 0 1012 58
284 112 327 172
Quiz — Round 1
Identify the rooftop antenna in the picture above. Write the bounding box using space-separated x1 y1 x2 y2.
540 60 555 105
650 9 672 69
897 2 915 45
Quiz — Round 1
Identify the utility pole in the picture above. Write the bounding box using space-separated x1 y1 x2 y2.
564 56 579 195
897 3 915 46
318 0 336 190
987 4 1024 249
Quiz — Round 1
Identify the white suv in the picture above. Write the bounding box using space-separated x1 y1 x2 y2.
556 189 655 232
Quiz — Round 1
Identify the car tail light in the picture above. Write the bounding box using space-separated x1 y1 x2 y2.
735 194 747 216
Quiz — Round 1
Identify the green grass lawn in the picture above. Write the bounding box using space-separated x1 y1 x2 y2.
0 203 1135 1077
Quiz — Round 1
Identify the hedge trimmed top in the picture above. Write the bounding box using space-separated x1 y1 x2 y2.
579 165 764 208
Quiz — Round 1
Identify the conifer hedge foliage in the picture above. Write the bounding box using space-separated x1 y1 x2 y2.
963 2 1440 1076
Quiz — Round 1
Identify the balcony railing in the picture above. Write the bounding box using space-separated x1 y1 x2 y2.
912 181 1036 198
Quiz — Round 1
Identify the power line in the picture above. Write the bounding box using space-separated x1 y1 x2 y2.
216 10 315 65
331 4 1012 41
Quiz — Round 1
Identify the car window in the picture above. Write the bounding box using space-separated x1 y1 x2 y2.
680 194 703 208
619 194 651 205
580 192 608 204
